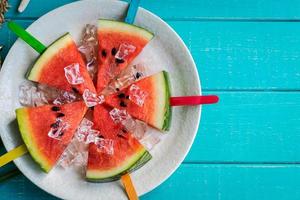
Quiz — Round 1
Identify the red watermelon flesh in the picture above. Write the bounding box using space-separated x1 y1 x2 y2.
96 19 153 93
86 105 150 181
105 71 172 131
15 101 88 172
27 33 96 95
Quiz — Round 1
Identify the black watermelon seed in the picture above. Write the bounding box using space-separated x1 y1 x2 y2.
135 72 142 79
59 132 64 136
98 135 104 139
56 113 65 118
72 87 79 94
120 101 127 107
51 106 60 112
117 134 126 139
90 106 94 110
116 88 120 92
111 48 117 56
115 58 125 64
50 122 59 129
122 129 127 133
125 95 129 99
117 93 125 98
101 49 107 57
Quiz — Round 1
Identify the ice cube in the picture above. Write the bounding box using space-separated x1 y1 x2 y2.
95 138 114 155
75 118 94 142
129 84 148 107
53 91 78 105
109 108 147 140
78 24 98 79
115 43 136 60
48 119 70 140
85 130 101 144
64 63 84 85
102 64 146 95
58 132 88 169
82 89 105 107
140 134 161 151
19 81 48 107
122 118 147 140
109 108 130 123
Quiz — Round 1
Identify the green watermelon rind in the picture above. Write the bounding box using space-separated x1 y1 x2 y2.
86 149 151 182
15 108 52 173
162 71 172 131
26 33 72 80
98 19 154 42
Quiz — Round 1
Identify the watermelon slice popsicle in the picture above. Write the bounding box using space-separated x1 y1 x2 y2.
7 21 96 95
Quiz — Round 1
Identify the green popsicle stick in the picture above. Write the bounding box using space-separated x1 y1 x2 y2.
7 21 46 54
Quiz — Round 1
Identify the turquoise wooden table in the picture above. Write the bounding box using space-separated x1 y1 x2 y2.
1 0 300 199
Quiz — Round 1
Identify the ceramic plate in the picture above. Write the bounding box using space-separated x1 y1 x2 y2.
0 0 201 199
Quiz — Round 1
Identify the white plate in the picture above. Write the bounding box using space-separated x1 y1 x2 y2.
0 0 201 199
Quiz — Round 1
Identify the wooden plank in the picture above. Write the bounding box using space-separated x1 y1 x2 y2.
5 0 300 20
169 21 300 90
1 164 300 200
2 20 300 90
185 91 300 163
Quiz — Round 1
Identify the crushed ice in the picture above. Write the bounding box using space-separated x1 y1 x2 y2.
115 43 136 60
129 84 148 107
19 81 48 107
82 89 105 107
109 108 147 140
94 138 114 155
64 63 84 85
48 118 70 140
78 24 98 79
102 64 146 95
53 91 78 105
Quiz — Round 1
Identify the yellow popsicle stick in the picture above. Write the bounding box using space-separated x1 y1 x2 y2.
0 144 28 167
121 173 139 200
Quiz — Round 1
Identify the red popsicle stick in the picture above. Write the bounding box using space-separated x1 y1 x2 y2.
170 95 219 106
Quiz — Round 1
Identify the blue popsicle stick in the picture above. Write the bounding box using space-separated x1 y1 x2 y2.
125 0 141 24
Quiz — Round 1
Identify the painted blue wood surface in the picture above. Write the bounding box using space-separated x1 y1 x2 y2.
1 0 300 199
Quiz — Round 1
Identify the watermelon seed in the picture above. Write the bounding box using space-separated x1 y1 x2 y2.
117 93 126 98
116 88 120 91
59 132 64 137
115 58 125 64
135 72 142 79
101 49 107 57
56 113 65 118
120 101 127 107
90 106 94 110
117 134 126 139
51 106 60 112
97 135 104 139
111 48 117 56
50 122 60 129
72 87 79 94
122 129 127 133
126 95 129 99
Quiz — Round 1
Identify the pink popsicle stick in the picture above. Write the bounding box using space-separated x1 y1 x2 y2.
170 95 219 106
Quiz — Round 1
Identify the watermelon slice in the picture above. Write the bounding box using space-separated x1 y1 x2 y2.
97 19 153 93
27 33 96 94
105 71 172 131
15 102 87 172
86 105 151 182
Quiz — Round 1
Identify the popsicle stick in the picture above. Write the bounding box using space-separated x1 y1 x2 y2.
7 21 46 54
121 173 139 200
125 0 141 24
170 95 219 106
0 144 28 167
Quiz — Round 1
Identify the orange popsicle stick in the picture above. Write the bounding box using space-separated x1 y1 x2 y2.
121 173 139 200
